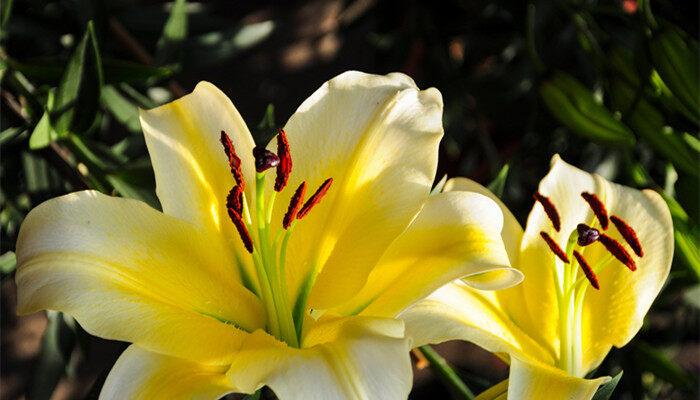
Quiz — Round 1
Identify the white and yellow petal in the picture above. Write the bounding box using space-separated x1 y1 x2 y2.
140 82 258 281
226 316 412 400
578 183 673 372
400 282 553 364
100 345 233 400
270 71 444 310
334 190 522 318
15 191 263 364
507 357 609 400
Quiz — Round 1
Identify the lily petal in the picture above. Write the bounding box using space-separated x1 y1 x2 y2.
273 71 443 310
443 177 523 265
226 316 412 400
507 356 609 400
400 282 554 364
140 81 257 280
100 345 233 400
579 185 673 372
497 155 600 359
335 191 522 317
15 191 263 364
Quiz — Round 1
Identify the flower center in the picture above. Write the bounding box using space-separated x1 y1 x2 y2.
534 191 645 376
220 129 333 347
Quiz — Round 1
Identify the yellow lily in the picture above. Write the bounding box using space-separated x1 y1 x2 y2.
401 155 674 399
15 71 522 399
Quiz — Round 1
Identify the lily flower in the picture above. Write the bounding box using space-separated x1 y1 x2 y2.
402 155 673 399
15 71 522 399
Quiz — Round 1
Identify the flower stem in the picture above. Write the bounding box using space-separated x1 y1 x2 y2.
419 345 475 400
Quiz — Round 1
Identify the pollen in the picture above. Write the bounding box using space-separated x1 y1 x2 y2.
297 178 333 220
226 186 244 215
220 131 245 190
275 129 292 192
573 250 600 289
581 192 609 229
599 233 636 271
227 207 254 253
534 192 561 232
610 215 643 257
283 182 307 229
540 231 569 263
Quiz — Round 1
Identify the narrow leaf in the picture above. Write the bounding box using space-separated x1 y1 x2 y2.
487 164 510 198
0 251 17 274
591 371 623 400
154 0 188 66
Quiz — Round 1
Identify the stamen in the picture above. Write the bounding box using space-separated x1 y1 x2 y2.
275 129 292 192
226 186 244 215
253 147 280 172
610 215 644 257
227 207 254 253
220 131 245 190
533 192 561 231
581 192 609 229
283 182 307 229
576 223 600 246
598 233 636 271
297 178 333 220
540 231 569 263
573 250 600 289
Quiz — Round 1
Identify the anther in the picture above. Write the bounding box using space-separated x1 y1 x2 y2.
581 192 609 229
227 207 254 253
275 129 292 192
220 131 245 190
610 215 643 257
540 232 569 263
253 147 280 172
533 192 561 232
283 182 306 229
576 223 600 246
598 233 636 271
297 178 333 220
573 250 600 290
226 186 244 215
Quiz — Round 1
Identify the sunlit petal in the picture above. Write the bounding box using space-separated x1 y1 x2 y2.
507 356 609 400
226 316 412 400
269 71 444 310
100 345 233 400
334 191 521 317
15 191 263 363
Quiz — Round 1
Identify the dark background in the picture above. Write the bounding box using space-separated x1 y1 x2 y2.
1 0 698 399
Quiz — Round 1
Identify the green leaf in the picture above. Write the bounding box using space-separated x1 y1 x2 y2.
591 371 623 400
105 160 159 209
685 284 700 309
53 21 103 137
184 21 275 68
101 85 140 132
487 164 510 198
28 312 77 400
0 0 12 36
28 111 58 150
154 0 188 66
0 251 17 274
540 71 636 147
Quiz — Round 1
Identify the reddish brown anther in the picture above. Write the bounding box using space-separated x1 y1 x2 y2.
540 232 569 263
573 250 600 290
599 233 636 271
581 192 609 229
533 192 561 232
297 178 333 220
275 129 292 192
283 182 307 229
227 207 253 253
227 186 244 215
220 131 245 190
610 215 643 257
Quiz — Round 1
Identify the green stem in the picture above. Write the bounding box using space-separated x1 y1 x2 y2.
419 345 475 400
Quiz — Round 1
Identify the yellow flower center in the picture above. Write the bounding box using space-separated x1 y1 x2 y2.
535 191 644 376
219 129 333 348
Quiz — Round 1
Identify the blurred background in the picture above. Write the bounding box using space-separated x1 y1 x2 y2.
1 0 698 399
